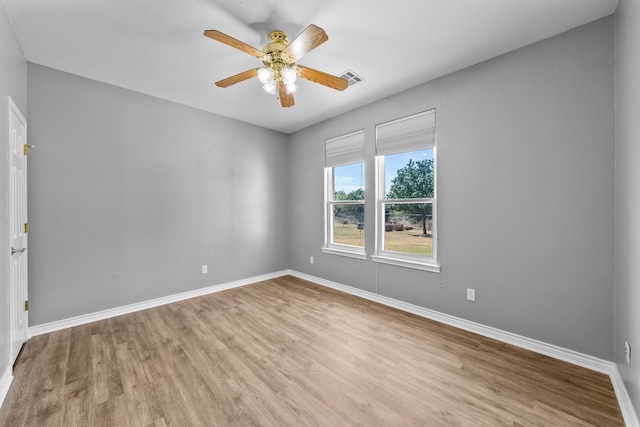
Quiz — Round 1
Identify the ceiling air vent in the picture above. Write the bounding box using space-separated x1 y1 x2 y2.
339 70 364 87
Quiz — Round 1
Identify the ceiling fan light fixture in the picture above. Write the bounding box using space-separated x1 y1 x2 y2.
262 81 277 94
257 67 274 84
205 24 348 108
281 67 297 85
286 83 297 94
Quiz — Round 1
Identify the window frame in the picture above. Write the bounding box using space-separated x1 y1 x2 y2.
372 110 439 272
323 130 367 260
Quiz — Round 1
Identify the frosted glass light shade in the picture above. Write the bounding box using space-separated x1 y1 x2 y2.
257 67 273 84
263 81 277 94
281 67 297 85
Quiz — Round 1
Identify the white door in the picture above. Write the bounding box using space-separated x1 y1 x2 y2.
8 96 28 365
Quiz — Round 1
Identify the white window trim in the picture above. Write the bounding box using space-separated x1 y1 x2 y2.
371 254 440 272
322 246 368 260
373 119 439 272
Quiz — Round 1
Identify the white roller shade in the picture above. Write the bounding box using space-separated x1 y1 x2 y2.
376 109 435 155
325 129 365 167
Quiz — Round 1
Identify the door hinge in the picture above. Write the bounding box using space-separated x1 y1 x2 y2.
24 300 29 311
24 223 28 234
23 144 29 156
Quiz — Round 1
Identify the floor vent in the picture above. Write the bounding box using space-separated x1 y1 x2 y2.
339 70 364 87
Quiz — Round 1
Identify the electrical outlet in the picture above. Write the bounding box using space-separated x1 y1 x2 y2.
466 288 476 301
202 265 208 274
310 256 314 264
625 341 631 365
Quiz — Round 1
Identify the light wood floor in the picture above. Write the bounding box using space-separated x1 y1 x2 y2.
0 275 624 426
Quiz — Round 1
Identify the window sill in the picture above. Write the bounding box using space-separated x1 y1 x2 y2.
371 254 440 273
322 247 368 260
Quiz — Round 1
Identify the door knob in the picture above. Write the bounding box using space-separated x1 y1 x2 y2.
11 247 26 256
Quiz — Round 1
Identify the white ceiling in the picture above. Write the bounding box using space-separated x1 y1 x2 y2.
3 0 618 134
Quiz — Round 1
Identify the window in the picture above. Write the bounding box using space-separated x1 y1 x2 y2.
324 130 366 259
373 110 438 271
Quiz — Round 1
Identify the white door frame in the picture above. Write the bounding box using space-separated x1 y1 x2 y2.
8 95 28 365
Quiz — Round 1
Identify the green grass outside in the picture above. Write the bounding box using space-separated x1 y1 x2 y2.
333 223 432 256
333 223 364 247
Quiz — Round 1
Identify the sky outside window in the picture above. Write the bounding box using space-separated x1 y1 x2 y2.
334 162 364 196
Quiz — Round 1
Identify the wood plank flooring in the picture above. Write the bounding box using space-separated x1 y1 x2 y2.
0 275 624 426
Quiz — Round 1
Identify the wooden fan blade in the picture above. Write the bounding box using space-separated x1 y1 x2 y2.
298 66 348 91
283 24 328 61
215 68 259 88
204 30 264 58
278 81 295 107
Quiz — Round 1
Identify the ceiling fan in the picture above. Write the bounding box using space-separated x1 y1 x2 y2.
203 24 348 108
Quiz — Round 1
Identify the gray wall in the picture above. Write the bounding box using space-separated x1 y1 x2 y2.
26 64 289 325
615 0 640 415
288 17 615 359
0 2 27 380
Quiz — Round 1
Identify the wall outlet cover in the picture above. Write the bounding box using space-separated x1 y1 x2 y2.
466 288 476 301
625 341 631 365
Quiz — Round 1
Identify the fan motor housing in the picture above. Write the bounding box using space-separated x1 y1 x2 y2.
262 31 295 72
263 31 289 54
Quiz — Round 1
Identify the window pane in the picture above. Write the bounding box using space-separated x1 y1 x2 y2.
333 204 364 247
383 203 432 256
385 148 433 199
334 162 364 200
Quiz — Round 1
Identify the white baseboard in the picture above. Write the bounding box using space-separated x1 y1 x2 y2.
0 366 13 411
610 365 640 427
28 270 289 337
287 270 639 426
